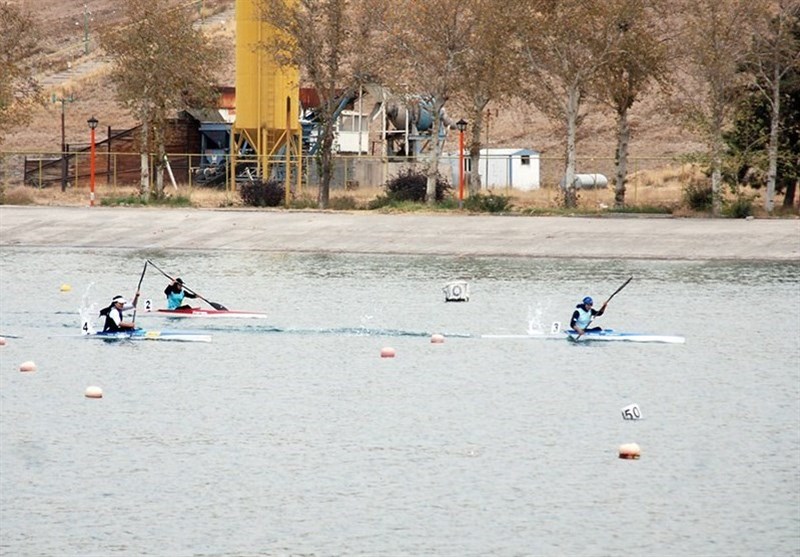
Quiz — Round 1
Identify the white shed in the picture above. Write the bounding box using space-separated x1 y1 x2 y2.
472 148 541 191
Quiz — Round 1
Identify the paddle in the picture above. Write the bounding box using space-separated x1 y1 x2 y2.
146 259 228 311
575 276 633 341
130 260 148 325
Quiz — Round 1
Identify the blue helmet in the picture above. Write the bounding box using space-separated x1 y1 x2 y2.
582 296 593 305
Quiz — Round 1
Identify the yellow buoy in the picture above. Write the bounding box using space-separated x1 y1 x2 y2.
19 361 37 372
60 284 72 292
618 443 641 460
380 347 396 358
85 386 103 399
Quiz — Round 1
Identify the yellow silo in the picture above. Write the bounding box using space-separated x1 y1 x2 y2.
232 0 301 194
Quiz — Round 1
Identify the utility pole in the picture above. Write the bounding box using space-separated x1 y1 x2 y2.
83 4 89 55
52 93 75 192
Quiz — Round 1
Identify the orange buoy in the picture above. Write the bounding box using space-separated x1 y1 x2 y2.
85 386 103 399
618 443 641 460
380 347 396 358
430 333 445 344
19 361 37 372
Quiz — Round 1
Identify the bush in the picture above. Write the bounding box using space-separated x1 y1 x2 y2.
464 192 513 213
329 195 359 210
384 168 452 202
0 186 35 205
724 192 756 218
239 179 285 207
682 182 713 211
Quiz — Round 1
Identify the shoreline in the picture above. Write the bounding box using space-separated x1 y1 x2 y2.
1 205 798 261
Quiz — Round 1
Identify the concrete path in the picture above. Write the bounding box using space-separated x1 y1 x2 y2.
1 206 798 261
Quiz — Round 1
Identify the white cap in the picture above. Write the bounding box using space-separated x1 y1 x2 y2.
112 295 127 305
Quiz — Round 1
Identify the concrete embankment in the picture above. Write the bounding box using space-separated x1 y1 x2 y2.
1 206 798 261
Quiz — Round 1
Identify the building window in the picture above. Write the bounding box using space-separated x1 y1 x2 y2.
521 155 530 166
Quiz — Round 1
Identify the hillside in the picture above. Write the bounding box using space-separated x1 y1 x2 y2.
3 0 704 180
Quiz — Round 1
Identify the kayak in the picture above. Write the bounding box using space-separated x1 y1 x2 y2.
482 328 685 344
147 308 268 319
83 328 212 343
565 329 685 344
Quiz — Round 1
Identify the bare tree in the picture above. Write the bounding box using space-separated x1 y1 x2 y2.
0 1 42 146
517 0 628 208
745 0 800 213
378 0 476 205
455 0 523 195
100 0 224 198
671 0 764 215
590 0 669 208
256 0 384 209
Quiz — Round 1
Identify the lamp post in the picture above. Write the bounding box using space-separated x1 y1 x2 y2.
87 116 98 207
456 119 467 209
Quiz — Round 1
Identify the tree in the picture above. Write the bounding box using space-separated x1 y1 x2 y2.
256 0 383 209
744 0 800 212
454 0 522 195
671 0 764 215
100 0 224 198
590 0 669 208
378 0 476 205
517 0 629 208
0 1 42 146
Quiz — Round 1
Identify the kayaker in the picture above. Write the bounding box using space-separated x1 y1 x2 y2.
570 296 607 334
164 277 197 310
99 294 139 332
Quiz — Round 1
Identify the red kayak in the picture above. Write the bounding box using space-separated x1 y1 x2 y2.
149 308 268 319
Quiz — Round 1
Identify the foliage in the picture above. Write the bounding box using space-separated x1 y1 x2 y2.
289 193 318 209
0 3 42 145
0 186 35 205
723 191 756 218
607 204 674 214
464 192 513 213
329 195 360 210
682 182 714 211
99 194 192 207
384 168 452 202
239 179 285 207
99 0 225 198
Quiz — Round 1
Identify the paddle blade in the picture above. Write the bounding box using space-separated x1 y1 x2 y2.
209 301 228 311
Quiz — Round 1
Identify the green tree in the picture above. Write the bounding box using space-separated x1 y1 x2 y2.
100 0 224 198
0 1 42 146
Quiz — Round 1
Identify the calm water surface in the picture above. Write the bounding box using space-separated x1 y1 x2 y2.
1 248 798 557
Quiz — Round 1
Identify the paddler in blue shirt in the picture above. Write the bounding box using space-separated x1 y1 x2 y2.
570 296 607 334
164 277 197 310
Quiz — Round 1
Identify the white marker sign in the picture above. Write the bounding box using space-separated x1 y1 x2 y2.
621 403 642 420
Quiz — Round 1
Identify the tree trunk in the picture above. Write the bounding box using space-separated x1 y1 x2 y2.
139 119 149 199
468 100 488 195
614 105 630 208
563 85 580 208
425 99 446 205
318 118 335 209
711 108 724 216
765 61 781 214
154 124 165 199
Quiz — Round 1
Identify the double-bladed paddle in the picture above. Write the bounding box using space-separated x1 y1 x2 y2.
146 259 228 311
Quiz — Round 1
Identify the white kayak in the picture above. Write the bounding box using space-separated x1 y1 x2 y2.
482 328 685 344
83 328 212 343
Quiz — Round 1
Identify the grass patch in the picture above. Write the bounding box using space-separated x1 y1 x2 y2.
0 186 36 205
100 194 193 207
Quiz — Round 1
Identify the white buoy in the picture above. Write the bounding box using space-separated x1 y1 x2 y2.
430 333 445 344
85 386 103 399
380 347 396 358
19 361 37 372
618 443 641 460
60 283 72 292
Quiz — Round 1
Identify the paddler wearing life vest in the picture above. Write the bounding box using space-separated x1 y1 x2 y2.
164 277 197 310
569 296 607 334
99 293 139 332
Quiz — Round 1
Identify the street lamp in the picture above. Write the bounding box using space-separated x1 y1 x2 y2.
456 119 467 209
87 116 98 207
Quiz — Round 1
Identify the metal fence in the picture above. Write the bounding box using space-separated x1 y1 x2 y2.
3 150 686 200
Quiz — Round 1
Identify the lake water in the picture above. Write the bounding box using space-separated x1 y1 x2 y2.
1 248 798 556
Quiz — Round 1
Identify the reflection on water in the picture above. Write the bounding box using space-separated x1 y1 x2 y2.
1 248 799 556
